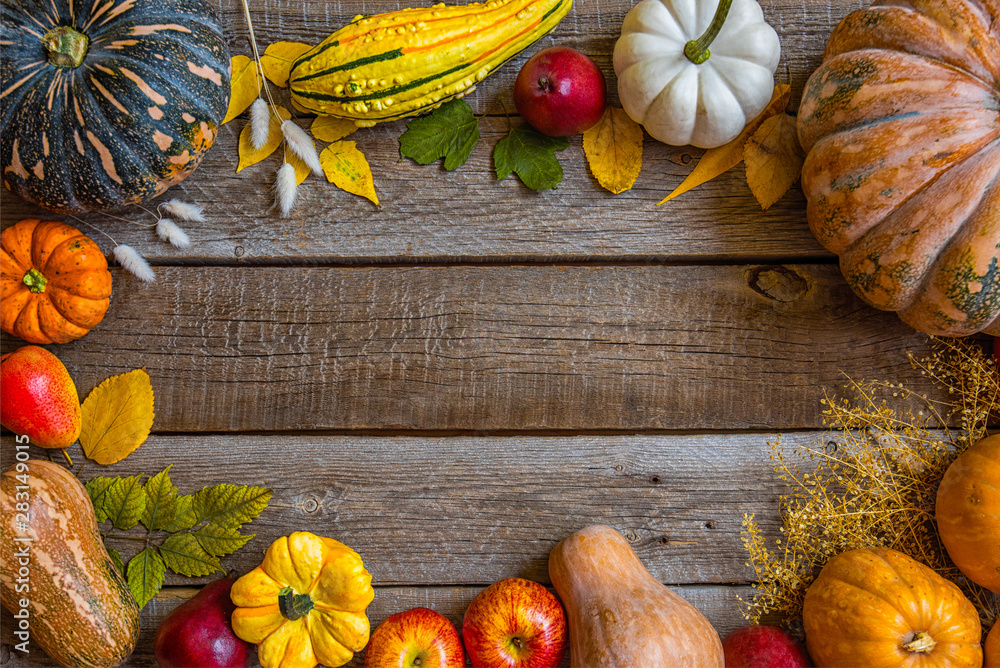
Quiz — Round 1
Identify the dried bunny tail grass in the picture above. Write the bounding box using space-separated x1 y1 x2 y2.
274 162 298 217
250 97 271 150
160 199 205 223
113 244 156 283
281 120 322 173
155 218 192 249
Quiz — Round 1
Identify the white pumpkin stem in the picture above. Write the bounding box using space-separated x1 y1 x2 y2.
683 0 733 65
902 632 936 654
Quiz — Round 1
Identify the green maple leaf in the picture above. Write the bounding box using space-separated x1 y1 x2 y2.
194 523 254 557
399 99 480 170
160 533 222 577
141 466 178 531
127 547 166 609
85 476 117 522
193 484 272 529
493 125 569 191
105 474 147 530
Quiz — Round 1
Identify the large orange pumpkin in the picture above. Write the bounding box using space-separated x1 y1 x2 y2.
802 547 982 667
986 621 999 667
936 434 1000 594
1 219 112 344
797 0 1000 336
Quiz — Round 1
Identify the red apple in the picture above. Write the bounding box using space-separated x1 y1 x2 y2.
365 607 464 668
155 576 250 667
462 578 566 668
513 46 607 137
722 625 811 668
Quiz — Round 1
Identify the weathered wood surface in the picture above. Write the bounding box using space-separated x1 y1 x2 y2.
0 265 939 432
0 0 865 263
2 432 817 585
0 584 752 666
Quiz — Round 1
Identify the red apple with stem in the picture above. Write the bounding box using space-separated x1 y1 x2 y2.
513 46 607 137
365 607 464 668
462 578 567 668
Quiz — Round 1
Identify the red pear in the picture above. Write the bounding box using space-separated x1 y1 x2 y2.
1 345 81 448
155 576 250 668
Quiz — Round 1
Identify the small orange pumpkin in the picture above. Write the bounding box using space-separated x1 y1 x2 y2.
803 547 982 667
936 434 1000 594
986 621 999 668
1 219 112 344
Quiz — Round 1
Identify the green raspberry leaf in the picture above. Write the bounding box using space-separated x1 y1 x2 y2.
85 476 117 523
163 494 198 532
194 523 254 557
127 547 165 610
107 546 125 576
493 125 569 191
141 466 178 531
160 533 222 577
399 99 480 171
105 474 147 530
192 484 272 530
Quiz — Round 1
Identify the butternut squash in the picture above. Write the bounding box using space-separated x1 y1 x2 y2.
548 524 724 668
0 459 139 667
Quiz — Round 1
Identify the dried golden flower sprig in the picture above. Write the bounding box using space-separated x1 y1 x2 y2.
741 337 999 634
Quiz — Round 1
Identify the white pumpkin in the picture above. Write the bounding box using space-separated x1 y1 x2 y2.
614 0 780 148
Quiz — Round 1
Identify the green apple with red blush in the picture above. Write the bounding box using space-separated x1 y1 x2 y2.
462 578 567 668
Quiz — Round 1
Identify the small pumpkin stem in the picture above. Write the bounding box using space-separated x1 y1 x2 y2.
684 0 733 65
43 25 89 68
902 631 937 654
22 268 47 293
278 586 314 621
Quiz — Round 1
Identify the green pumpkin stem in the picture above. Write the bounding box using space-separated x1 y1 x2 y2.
683 0 733 65
277 586 314 621
22 268 48 293
43 25 89 68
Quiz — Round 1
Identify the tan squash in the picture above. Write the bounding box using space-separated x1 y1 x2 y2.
548 524 723 668
936 434 1000 594
803 547 981 667
0 460 139 667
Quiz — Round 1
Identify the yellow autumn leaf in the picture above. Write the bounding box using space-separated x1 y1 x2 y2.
238 105 291 172
285 149 311 184
311 116 358 143
658 84 791 204
222 55 262 125
320 140 379 205
80 369 155 465
744 113 805 211
583 107 643 194
261 41 312 88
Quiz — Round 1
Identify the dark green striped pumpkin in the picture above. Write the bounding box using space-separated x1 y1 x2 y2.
0 0 230 213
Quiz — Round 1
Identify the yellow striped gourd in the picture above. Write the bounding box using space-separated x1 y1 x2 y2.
288 0 572 125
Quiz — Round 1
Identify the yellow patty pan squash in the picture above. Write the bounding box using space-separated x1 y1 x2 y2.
230 532 375 668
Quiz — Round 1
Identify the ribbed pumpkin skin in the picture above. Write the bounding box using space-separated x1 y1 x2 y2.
802 547 982 667
986 621 999 668
0 0 230 213
936 434 1000 594
797 0 1000 337
0 460 140 667
1 218 112 344
288 0 571 125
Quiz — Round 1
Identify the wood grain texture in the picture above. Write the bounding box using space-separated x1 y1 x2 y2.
0 0 866 264
0 431 862 587
0 583 752 667
0 265 939 432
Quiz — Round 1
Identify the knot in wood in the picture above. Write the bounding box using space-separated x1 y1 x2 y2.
749 266 809 302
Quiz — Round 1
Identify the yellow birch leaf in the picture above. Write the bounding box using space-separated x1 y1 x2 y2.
320 140 379 205
311 116 359 143
583 107 643 194
238 105 291 172
261 41 312 88
80 369 155 465
285 149 311 184
658 84 791 204
744 114 806 211
222 55 262 125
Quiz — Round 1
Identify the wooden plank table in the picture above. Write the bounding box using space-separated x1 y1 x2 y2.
1 0 952 664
